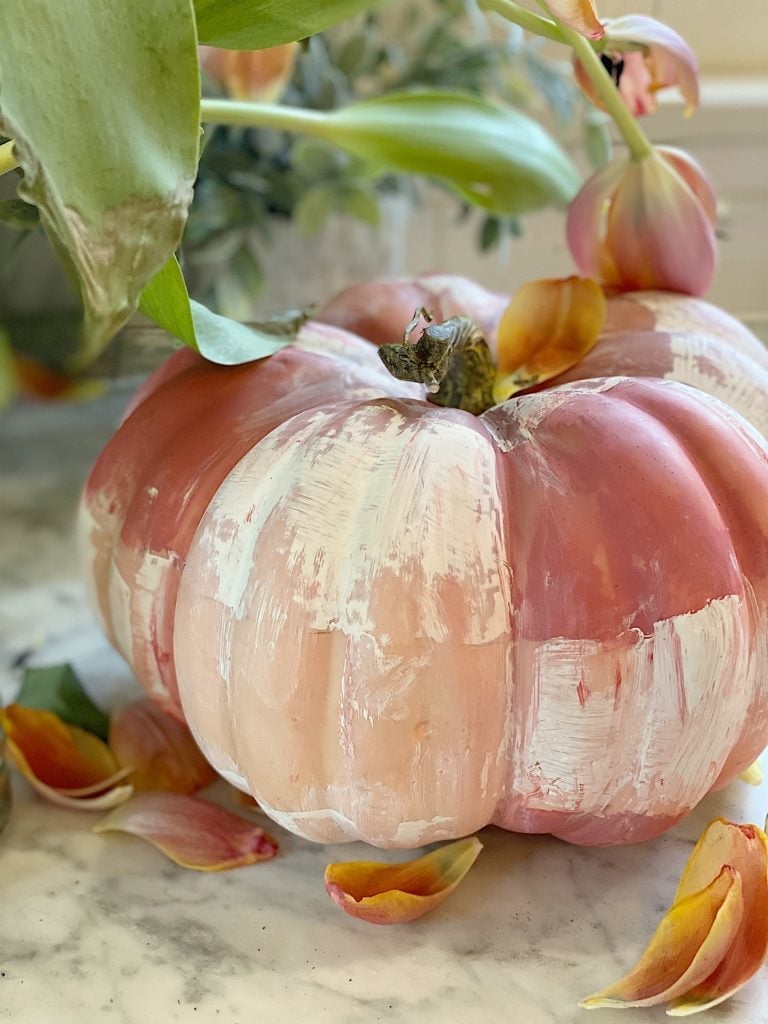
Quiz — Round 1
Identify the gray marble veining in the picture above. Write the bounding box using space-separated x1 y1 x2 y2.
1 391 767 1024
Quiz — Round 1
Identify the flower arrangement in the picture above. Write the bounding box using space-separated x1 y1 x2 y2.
1 0 767 1018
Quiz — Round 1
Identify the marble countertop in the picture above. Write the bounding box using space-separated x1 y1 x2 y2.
1 389 767 1024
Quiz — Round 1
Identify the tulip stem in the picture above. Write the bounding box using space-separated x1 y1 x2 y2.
553 19 653 160
0 141 19 177
201 99 334 140
476 0 567 44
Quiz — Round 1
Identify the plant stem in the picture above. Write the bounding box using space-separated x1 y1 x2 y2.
553 19 653 160
200 99 333 140
477 0 566 44
0 141 19 176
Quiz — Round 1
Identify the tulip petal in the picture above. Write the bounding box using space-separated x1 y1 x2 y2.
1 704 119 790
605 16 699 117
579 866 743 1009
738 761 764 786
6 735 133 810
93 792 279 870
668 819 768 1015
604 151 717 295
657 147 717 225
324 836 482 925
494 276 605 401
199 42 298 103
566 158 626 282
545 1 604 39
109 699 217 794
580 818 768 1015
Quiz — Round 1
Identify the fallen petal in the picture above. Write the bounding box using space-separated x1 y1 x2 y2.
1 704 119 790
324 836 482 925
579 865 743 1009
494 276 605 401
109 699 216 794
93 792 279 870
668 819 768 1015
7 736 133 810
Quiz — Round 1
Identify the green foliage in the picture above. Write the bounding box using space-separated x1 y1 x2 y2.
140 256 292 364
195 0 389 49
0 0 201 359
16 664 109 741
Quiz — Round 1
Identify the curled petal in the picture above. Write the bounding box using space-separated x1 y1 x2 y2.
581 819 768 1015
1 704 119 790
545 1 604 39
494 276 605 401
324 837 482 925
109 699 216 794
603 151 717 295
657 147 717 224
199 43 298 103
0 704 133 810
609 15 699 116
7 737 133 810
93 793 279 871
579 866 743 1009
669 819 768 1014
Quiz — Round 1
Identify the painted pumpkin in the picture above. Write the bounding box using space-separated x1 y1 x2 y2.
81 282 768 849
319 275 768 437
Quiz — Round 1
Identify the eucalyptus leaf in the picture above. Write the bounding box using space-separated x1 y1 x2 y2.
17 664 109 741
140 256 291 366
293 182 340 235
321 90 580 215
0 1 201 360
195 0 389 49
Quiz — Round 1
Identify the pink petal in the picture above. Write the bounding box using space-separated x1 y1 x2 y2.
109 699 217 794
604 151 717 295
93 793 279 870
657 146 717 224
604 15 699 116
566 158 626 279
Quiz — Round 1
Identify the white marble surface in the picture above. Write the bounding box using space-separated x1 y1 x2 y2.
1 390 767 1024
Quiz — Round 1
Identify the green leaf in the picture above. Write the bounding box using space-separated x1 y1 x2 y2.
0 198 39 231
195 0 389 49
16 665 109 742
321 90 580 216
140 256 292 366
293 182 340 235
583 110 613 170
0 1 201 360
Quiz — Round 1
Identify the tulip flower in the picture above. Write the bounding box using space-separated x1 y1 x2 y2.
574 16 699 117
199 42 298 104
567 145 717 296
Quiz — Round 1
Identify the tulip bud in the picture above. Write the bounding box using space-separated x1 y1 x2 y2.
199 43 298 104
566 146 718 297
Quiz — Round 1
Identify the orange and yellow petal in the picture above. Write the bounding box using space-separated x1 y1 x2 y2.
93 793 279 870
545 1 604 39
324 836 482 925
199 43 298 103
109 699 216 794
581 818 768 1015
494 275 605 401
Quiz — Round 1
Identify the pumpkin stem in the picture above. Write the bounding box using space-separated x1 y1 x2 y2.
378 309 498 415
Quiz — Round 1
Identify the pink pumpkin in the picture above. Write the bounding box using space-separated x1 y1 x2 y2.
319 277 768 437
81 288 768 849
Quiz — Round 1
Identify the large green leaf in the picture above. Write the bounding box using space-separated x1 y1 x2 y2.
0 1 201 359
324 91 581 215
140 257 291 365
195 0 388 49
